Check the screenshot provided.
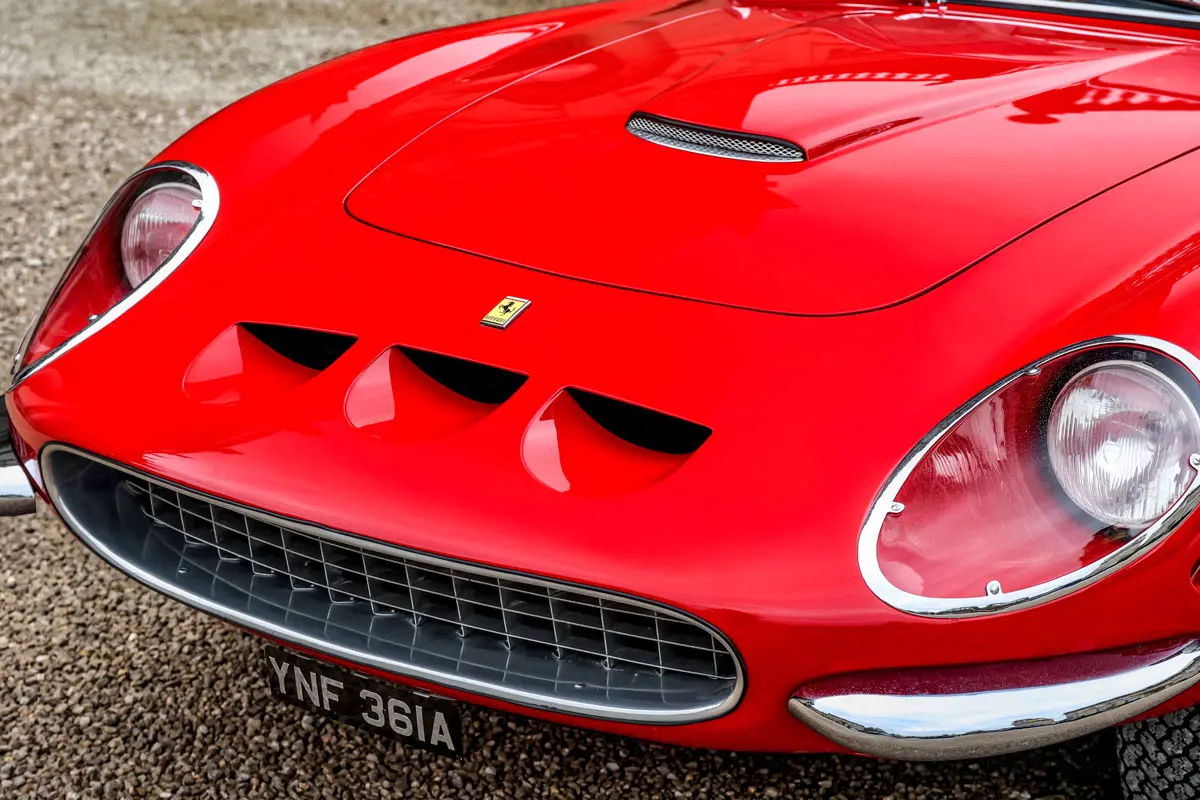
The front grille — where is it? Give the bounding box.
[44,446,742,722]
[627,113,806,163]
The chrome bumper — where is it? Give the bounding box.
[790,641,1200,761]
[0,394,35,516]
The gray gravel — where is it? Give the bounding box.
[0,1,1122,797]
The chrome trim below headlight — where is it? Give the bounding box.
[789,641,1200,761]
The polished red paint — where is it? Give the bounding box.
[345,347,514,440]
[182,324,327,405]
[347,5,1200,314]
[520,389,701,495]
[13,0,1200,754]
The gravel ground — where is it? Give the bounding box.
[0,1,1124,797]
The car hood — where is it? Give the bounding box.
[346,4,1200,315]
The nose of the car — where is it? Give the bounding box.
[7,218,909,623]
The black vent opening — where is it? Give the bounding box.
[567,389,711,456]
[241,323,357,372]
[627,113,806,163]
[400,347,527,405]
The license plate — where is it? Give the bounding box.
[262,645,464,757]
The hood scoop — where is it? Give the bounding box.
[626,113,806,163]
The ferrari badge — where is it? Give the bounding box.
[481,296,531,329]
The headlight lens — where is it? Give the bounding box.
[120,183,202,289]
[1048,362,1200,528]
[10,163,215,384]
[860,340,1200,617]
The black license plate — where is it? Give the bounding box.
[263,645,464,756]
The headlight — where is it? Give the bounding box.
[1048,362,1200,528]
[120,182,203,289]
[10,162,216,386]
[859,337,1200,617]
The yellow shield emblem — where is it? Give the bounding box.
[481,296,531,329]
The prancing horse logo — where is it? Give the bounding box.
[481,296,531,329]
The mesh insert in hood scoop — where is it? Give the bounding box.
[626,113,806,163]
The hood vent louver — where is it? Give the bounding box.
[399,347,527,405]
[566,388,711,456]
[627,113,805,163]
[240,323,357,372]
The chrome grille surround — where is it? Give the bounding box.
[627,113,806,163]
[43,445,743,723]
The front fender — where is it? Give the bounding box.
[150,0,702,219]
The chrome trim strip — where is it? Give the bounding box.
[0,395,34,516]
[959,0,1200,28]
[859,335,1200,618]
[40,443,745,725]
[9,162,219,389]
[789,641,1200,761]
[0,465,35,516]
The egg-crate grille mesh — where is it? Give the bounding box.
[627,114,805,162]
[119,476,739,709]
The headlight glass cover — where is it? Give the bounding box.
[120,182,203,289]
[11,163,216,385]
[859,338,1200,617]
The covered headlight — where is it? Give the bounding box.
[860,338,1200,617]
[10,163,216,385]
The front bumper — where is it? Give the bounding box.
[34,435,1200,759]
[790,640,1200,760]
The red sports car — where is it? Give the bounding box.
[8,0,1200,794]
